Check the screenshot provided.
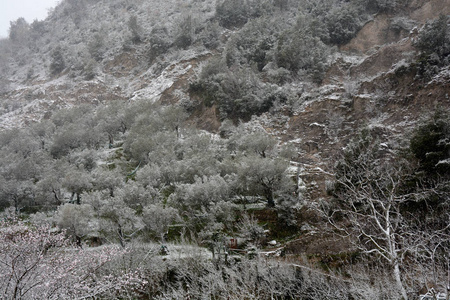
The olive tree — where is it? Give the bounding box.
[142,204,181,241]
[56,203,98,247]
[235,154,291,207]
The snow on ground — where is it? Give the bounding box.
[330,52,367,66]
[134,242,213,261]
[0,98,64,129]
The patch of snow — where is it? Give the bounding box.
[331,52,367,65]
[289,138,302,144]
[427,65,450,86]
[268,240,277,246]
[325,93,342,100]
[161,243,213,261]
[318,84,341,95]
[436,158,450,167]
[130,57,197,101]
[300,223,315,232]
[356,93,375,99]
[0,98,65,129]
[131,78,173,102]
[286,165,298,175]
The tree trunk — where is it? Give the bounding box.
[76,235,82,248]
[108,133,114,148]
[393,261,408,300]
[13,282,19,300]
[12,195,19,214]
[447,258,450,300]
[52,189,61,205]
[117,225,125,248]
[70,192,75,204]
[263,185,275,207]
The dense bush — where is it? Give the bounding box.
[374,0,398,12]
[190,67,280,120]
[65,0,88,27]
[49,45,66,75]
[128,15,142,44]
[215,0,250,28]
[215,0,274,29]
[297,0,384,45]
[147,27,172,64]
[173,14,196,50]
[87,33,105,61]
[410,110,450,176]
[414,15,450,79]
[415,15,450,54]
[276,29,329,83]
[221,12,330,82]
[352,0,398,13]
[198,21,221,50]
[225,18,277,71]
[325,5,362,45]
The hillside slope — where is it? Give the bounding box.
[1,0,449,247]
[0,0,449,298]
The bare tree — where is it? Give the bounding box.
[0,218,146,299]
[323,130,450,299]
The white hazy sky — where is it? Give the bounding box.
[0,0,60,38]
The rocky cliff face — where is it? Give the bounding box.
[246,0,450,206]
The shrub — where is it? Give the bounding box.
[267,67,292,84]
[414,15,450,79]
[410,110,450,176]
[374,0,398,12]
[198,21,221,50]
[174,15,195,49]
[276,29,329,83]
[148,27,172,64]
[225,18,276,71]
[325,4,362,45]
[274,0,289,10]
[49,46,65,75]
[88,33,105,61]
[83,59,97,80]
[190,67,277,120]
[199,57,228,80]
[128,15,142,44]
[65,0,87,26]
[353,0,397,13]
[415,15,449,55]
[215,0,249,28]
